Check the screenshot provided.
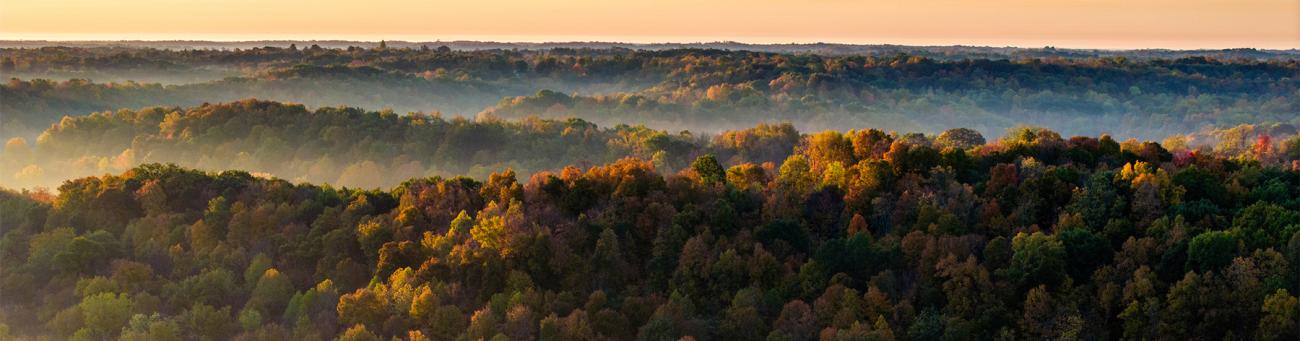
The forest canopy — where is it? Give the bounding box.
[3,120,1300,339]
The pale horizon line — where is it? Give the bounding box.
[1,32,1296,51]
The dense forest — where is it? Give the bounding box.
[4,120,1300,340]
[3,45,1298,140]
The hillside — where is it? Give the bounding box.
[3,126,1299,339]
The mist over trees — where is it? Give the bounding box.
[0,99,764,189]
[3,45,1297,140]
[7,98,1300,193]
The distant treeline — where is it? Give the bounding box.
[3,46,1297,139]
[1,99,793,190]
[5,41,1298,59]
[6,99,1300,193]
[3,117,1300,339]
[0,72,526,138]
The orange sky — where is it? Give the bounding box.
[1,0,1297,49]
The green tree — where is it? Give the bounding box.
[27,227,76,272]
[119,313,182,341]
[244,253,273,289]
[1232,202,1299,249]
[691,154,726,185]
[54,230,119,274]
[238,308,263,332]
[181,304,234,340]
[79,293,132,339]
[1058,228,1111,280]
[1007,232,1067,289]
[1187,230,1238,272]
[719,288,766,340]
[778,155,815,194]
[592,228,628,290]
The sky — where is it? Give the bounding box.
[1,0,1297,49]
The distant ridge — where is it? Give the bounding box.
[2,40,1297,60]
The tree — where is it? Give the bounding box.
[770,300,816,341]
[935,255,1001,336]
[1232,202,1299,249]
[1187,230,1238,272]
[181,304,234,340]
[883,140,940,175]
[466,307,501,341]
[801,131,855,173]
[756,219,809,255]
[244,253,273,289]
[1256,289,1299,341]
[337,288,388,331]
[80,292,132,339]
[27,227,76,272]
[503,304,535,340]
[249,268,295,317]
[719,289,766,340]
[725,163,767,191]
[428,304,467,339]
[1007,232,1066,289]
[1067,172,1125,230]
[1172,166,1228,206]
[119,313,182,341]
[691,154,725,185]
[1058,228,1111,280]
[539,314,562,340]
[238,308,263,332]
[935,128,985,150]
[907,309,944,341]
[847,213,869,236]
[778,155,815,194]
[54,230,119,274]
[592,228,628,289]
[1159,272,1205,339]
[1018,286,1081,339]
[1289,232,1300,286]
[337,324,381,341]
